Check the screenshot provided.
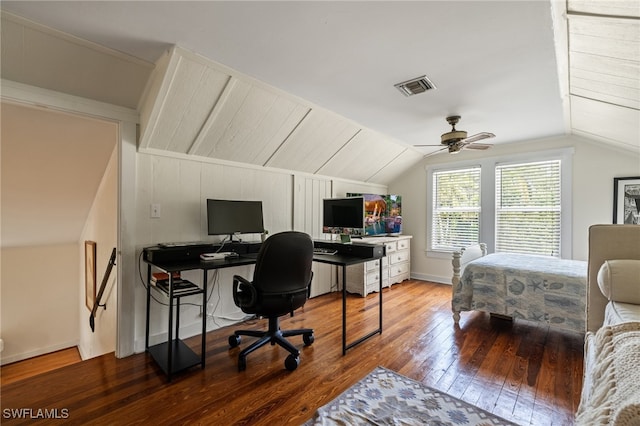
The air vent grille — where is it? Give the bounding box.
[394,75,436,96]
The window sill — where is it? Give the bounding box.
[424,250,453,260]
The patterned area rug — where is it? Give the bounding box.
[305,366,519,425]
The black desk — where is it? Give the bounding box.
[313,252,384,355]
[144,241,385,379]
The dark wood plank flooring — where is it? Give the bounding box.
[1,347,81,386]
[0,280,583,425]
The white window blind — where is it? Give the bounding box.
[432,167,480,251]
[495,160,561,256]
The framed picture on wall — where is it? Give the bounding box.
[614,176,640,224]
[85,241,97,311]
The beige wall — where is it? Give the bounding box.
[78,146,118,360]
[1,243,79,364]
[389,135,640,283]
[0,101,118,364]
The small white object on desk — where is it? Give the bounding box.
[200,252,238,261]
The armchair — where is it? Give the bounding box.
[228,231,315,371]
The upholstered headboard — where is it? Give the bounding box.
[587,224,640,332]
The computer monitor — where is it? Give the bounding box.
[322,197,365,238]
[207,199,264,240]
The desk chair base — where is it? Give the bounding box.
[229,316,314,371]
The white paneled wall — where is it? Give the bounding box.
[135,151,386,351]
[293,174,332,238]
[138,46,423,185]
[293,175,334,297]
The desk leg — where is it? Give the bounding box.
[176,295,181,339]
[167,278,174,382]
[379,260,383,332]
[202,270,207,369]
[342,265,347,356]
[145,264,151,350]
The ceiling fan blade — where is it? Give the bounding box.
[464,143,493,150]
[413,144,446,147]
[423,146,448,157]
[461,132,495,144]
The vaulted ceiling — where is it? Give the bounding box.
[1,1,638,186]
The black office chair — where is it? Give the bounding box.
[228,231,315,371]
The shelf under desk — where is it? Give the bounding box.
[144,256,259,381]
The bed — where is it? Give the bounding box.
[451,245,588,333]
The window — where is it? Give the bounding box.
[431,167,481,251]
[427,148,573,258]
[495,160,561,256]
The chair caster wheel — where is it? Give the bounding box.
[238,356,247,371]
[285,354,299,371]
[303,333,314,346]
[229,335,241,348]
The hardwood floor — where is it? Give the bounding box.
[1,280,583,425]
[1,347,81,386]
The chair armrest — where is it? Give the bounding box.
[233,275,257,309]
[233,275,252,287]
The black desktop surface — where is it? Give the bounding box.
[148,256,258,273]
[143,241,261,265]
[311,252,378,266]
[144,239,385,271]
[313,239,385,260]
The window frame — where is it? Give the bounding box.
[430,166,482,252]
[426,148,574,259]
[494,159,562,257]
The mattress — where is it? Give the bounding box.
[604,301,640,326]
[453,253,587,332]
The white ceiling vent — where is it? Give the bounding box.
[394,75,436,96]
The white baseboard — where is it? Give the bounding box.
[410,272,452,285]
[0,340,79,366]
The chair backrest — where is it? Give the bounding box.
[253,231,314,297]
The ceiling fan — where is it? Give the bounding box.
[415,116,495,155]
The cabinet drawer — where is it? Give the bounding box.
[365,271,380,285]
[389,262,409,278]
[389,250,410,264]
[397,239,410,251]
[366,277,389,294]
[384,242,397,254]
[365,259,381,272]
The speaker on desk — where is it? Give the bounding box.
[143,244,214,263]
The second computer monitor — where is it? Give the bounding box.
[322,196,365,237]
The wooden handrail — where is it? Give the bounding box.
[89,247,117,332]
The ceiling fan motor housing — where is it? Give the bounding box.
[441,130,467,144]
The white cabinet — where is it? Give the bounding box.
[345,235,412,297]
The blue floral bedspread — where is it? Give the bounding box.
[452,253,587,333]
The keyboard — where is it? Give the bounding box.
[313,248,338,255]
[159,241,206,248]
